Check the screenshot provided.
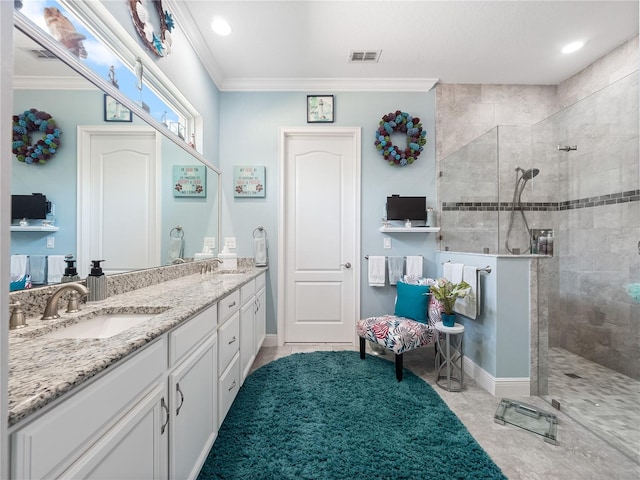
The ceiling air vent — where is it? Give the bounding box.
[25,48,57,60]
[349,50,381,63]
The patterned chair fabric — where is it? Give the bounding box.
[356,315,435,355]
[356,295,443,381]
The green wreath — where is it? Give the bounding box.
[12,108,61,165]
[375,110,426,166]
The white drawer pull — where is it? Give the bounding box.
[228,335,237,345]
[228,380,237,391]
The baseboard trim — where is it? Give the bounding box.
[262,334,278,348]
[463,357,530,397]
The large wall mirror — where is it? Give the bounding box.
[11,10,220,288]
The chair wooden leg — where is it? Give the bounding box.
[395,353,403,381]
[359,337,366,359]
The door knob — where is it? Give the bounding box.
[341,262,352,269]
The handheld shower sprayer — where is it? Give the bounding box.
[506,166,541,254]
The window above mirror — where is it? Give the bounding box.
[16,0,199,148]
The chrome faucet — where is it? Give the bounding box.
[42,283,89,320]
[200,258,224,274]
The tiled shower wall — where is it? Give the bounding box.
[436,35,639,380]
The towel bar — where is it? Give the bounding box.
[441,261,491,274]
[364,255,423,260]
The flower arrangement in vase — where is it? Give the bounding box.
[429,278,472,327]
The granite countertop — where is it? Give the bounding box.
[8,268,266,428]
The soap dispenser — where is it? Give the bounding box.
[61,254,80,283]
[86,260,107,302]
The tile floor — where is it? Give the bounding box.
[251,343,640,480]
[544,347,640,464]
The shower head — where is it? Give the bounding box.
[516,167,540,181]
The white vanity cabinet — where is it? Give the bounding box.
[217,290,241,425]
[240,272,267,383]
[10,338,169,480]
[254,273,267,353]
[10,303,219,480]
[167,304,218,480]
[240,278,257,383]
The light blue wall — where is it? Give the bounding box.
[219,91,437,335]
[435,251,531,378]
[12,89,106,257]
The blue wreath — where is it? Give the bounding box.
[374,110,426,166]
[12,109,61,165]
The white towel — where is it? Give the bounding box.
[455,265,480,319]
[10,255,28,282]
[405,256,423,278]
[388,257,404,285]
[254,237,268,266]
[29,255,47,285]
[167,236,183,264]
[368,256,386,287]
[47,255,66,284]
[443,262,464,284]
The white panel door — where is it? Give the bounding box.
[78,126,160,277]
[281,128,360,343]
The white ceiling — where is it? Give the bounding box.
[173,0,639,91]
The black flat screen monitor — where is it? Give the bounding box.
[12,194,48,220]
[386,196,426,221]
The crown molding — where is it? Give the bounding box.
[219,77,440,92]
[165,0,225,90]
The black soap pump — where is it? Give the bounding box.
[87,260,107,302]
[61,254,80,283]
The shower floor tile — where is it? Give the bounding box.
[544,347,640,463]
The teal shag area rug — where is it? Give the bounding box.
[198,351,506,479]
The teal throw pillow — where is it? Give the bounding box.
[394,281,430,323]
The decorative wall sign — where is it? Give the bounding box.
[234,166,265,197]
[104,94,132,122]
[173,165,206,197]
[307,95,334,123]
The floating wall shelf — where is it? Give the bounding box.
[379,226,440,233]
[10,226,59,232]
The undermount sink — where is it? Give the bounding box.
[42,313,160,339]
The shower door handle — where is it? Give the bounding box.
[341,262,351,269]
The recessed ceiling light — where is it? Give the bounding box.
[211,17,231,36]
[561,41,584,54]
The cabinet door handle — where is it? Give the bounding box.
[160,397,169,434]
[228,301,236,308]
[176,383,185,416]
[228,335,237,345]
[228,380,237,391]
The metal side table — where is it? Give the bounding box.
[435,321,465,392]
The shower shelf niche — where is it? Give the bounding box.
[379,226,440,233]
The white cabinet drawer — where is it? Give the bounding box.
[218,311,239,375]
[240,279,255,305]
[218,353,240,426]
[11,338,166,480]
[169,303,217,367]
[255,272,266,291]
[218,290,240,323]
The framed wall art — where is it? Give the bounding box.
[234,166,265,197]
[173,165,206,197]
[307,95,334,123]
[104,94,132,122]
